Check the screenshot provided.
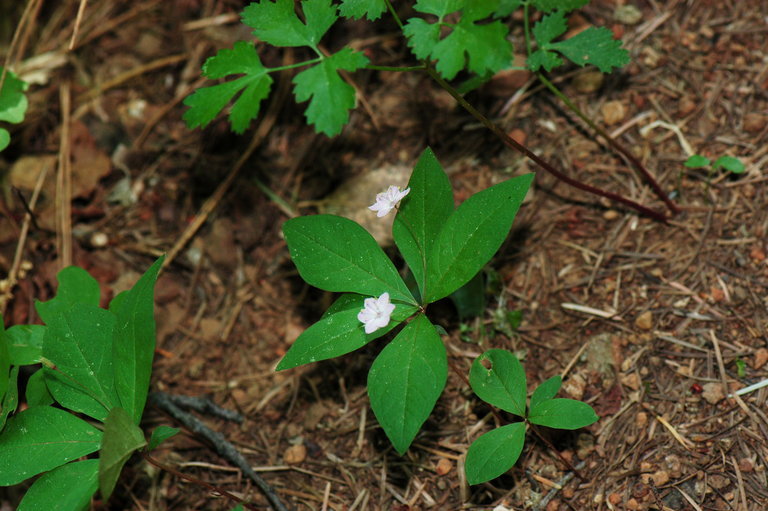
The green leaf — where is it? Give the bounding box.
[527,49,562,72]
[528,398,598,429]
[183,42,274,133]
[277,295,417,370]
[292,48,369,136]
[110,256,163,425]
[283,215,414,304]
[495,0,522,17]
[339,0,387,20]
[393,147,454,298]
[0,406,102,485]
[432,17,512,80]
[403,18,441,60]
[0,128,9,152]
[449,272,486,319]
[0,366,19,431]
[25,368,54,407]
[529,375,561,411]
[242,0,337,49]
[532,0,588,13]
[533,10,567,46]
[465,422,526,484]
[43,302,119,422]
[36,266,101,325]
[550,27,629,73]
[412,0,463,17]
[5,324,46,365]
[17,459,99,511]
[0,67,29,124]
[684,154,711,168]
[713,155,745,174]
[426,173,533,303]
[99,407,147,501]
[469,349,527,416]
[147,425,180,451]
[368,315,447,454]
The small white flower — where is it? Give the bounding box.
[357,292,396,334]
[368,185,410,217]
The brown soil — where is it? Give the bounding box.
[2,1,767,510]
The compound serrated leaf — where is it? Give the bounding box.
[292,48,369,136]
[404,18,441,60]
[433,18,511,79]
[495,0,522,17]
[413,0,463,17]
[550,26,629,73]
[533,10,567,46]
[339,0,386,20]
[527,49,562,72]
[242,0,337,49]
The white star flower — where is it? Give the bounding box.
[357,292,396,334]
[368,185,410,217]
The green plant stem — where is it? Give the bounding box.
[536,73,680,215]
[424,66,669,223]
[383,0,404,30]
[268,58,322,73]
[366,64,425,72]
[527,423,585,480]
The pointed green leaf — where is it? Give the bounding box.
[426,173,533,303]
[713,155,744,174]
[531,0,588,13]
[283,215,414,304]
[43,303,118,422]
[465,422,526,484]
[99,407,147,501]
[25,368,54,407]
[292,48,369,136]
[550,27,629,73]
[529,398,598,430]
[110,256,163,425]
[339,0,387,20]
[393,147,454,297]
[242,0,337,49]
[684,154,710,168]
[533,10,567,46]
[368,315,447,454]
[278,295,417,370]
[17,459,99,511]
[147,425,180,451]
[36,266,101,325]
[529,375,561,411]
[5,324,46,365]
[0,366,19,431]
[449,271,485,319]
[469,349,527,416]
[0,406,102,485]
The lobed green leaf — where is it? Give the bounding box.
[403,18,441,60]
[292,48,369,136]
[17,459,99,511]
[0,406,102,486]
[550,26,629,73]
[99,407,147,501]
[495,0,522,17]
[425,173,533,303]
[368,315,447,454]
[109,256,163,425]
[465,422,526,484]
[339,0,387,20]
[242,0,337,49]
[469,349,527,416]
[528,398,598,430]
[283,215,414,304]
[532,0,588,13]
[412,0,463,17]
[433,17,511,80]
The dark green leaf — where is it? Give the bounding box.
[283,215,414,304]
[43,303,119,422]
[449,272,485,319]
[713,155,745,174]
[393,147,454,297]
[529,375,561,411]
[528,398,598,429]
[426,173,533,303]
[36,266,101,325]
[339,0,387,20]
[368,315,447,454]
[0,67,28,124]
[0,129,9,152]
[495,0,522,17]
[25,368,54,407]
[412,0,463,17]
[684,154,710,168]
[147,425,180,451]
[432,18,511,79]
[17,459,99,511]
[99,407,147,501]
[531,0,588,13]
[0,366,19,431]
[403,18,441,60]
[469,349,527,416]
[242,0,337,49]
[5,324,46,365]
[110,256,163,425]
[527,49,562,72]
[533,10,567,46]
[465,422,526,484]
[292,48,369,136]
[0,406,102,486]
[550,27,629,73]
[277,299,417,370]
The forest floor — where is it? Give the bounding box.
[1,0,768,510]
